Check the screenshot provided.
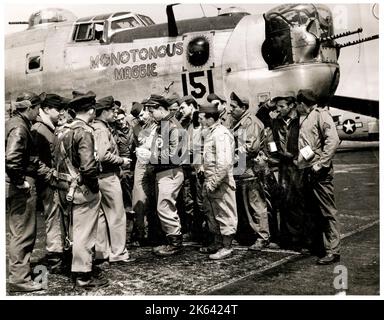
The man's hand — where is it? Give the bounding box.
[122,157,132,167]
[312,163,322,173]
[16,180,30,192]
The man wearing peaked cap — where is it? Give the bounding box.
[51,89,107,289]
[16,91,42,108]
[146,91,186,257]
[68,92,96,113]
[31,93,68,273]
[199,102,219,114]
[144,94,168,108]
[6,91,42,292]
[198,99,237,260]
[13,99,32,111]
[92,93,132,265]
[96,96,115,110]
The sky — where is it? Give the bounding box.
[2,1,380,100]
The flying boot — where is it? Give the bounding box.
[199,234,223,254]
[209,234,234,260]
[154,234,183,257]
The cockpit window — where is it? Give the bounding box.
[111,16,141,30]
[262,4,334,69]
[138,15,155,26]
[73,23,93,41]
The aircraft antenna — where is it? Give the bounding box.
[200,4,206,17]
[358,33,361,63]
[207,4,221,16]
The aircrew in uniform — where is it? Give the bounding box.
[207,93,233,128]
[52,92,108,289]
[296,89,341,265]
[146,94,185,256]
[6,92,42,292]
[130,101,162,245]
[229,92,270,251]
[198,103,238,260]
[31,93,68,273]
[92,96,132,264]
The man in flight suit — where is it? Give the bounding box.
[31,93,68,273]
[296,89,341,264]
[199,103,238,260]
[53,92,108,289]
[146,94,185,256]
[6,92,42,292]
[93,96,132,264]
[229,92,270,250]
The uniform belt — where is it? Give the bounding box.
[98,171,117,179]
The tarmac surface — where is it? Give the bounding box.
[6,143,379,296]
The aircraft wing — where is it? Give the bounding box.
[329,95,379,118]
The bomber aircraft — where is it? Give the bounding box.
[5,3,379,142]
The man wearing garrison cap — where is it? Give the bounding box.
[145,93,186,256]
[52,90,109,289]
[207,92,233,128]
[229,91,272,251]
[198,103,238,260]
[92,96,132,264]
[31,93,70,274]
[6,91,42,292]
[296,89,341,265]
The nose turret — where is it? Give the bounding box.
[262,4,338,70]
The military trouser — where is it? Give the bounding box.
[235,177,270,243]
[7,176,37,285]
[132,162,161,243]
[304,165,341,255]
[71,192,100,273]
[95,173,129,262]
[41,186,65,254]
[179,168,206,241]
[279,164,310,249]
[155,168,184,236]
[203,180,237,237]
[120,172,133,212]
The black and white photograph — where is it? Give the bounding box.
[3,1,380,298]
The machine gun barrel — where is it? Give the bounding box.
[8,21,29,24]
[337,34,379,49]
[321,28,362,42]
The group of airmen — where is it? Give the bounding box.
[5,86,341,292]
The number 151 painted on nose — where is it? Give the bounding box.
[182,70,214,99]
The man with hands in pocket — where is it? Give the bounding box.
[6,92,42,292]
[198,103,238,260]
[296,89,341,265]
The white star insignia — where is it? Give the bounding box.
[343,119,356,133]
